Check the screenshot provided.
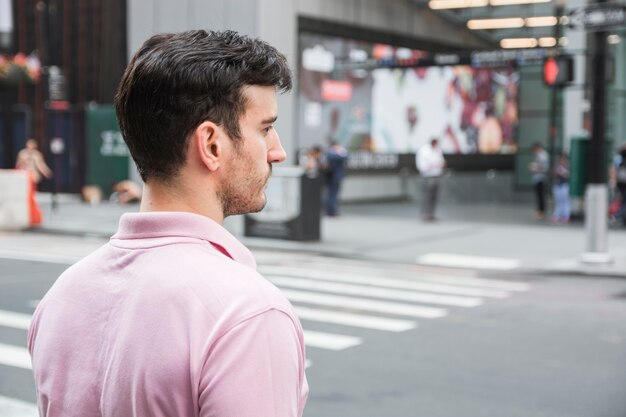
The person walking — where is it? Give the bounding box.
[15,138,53,187]
[611,146,626,225]
[324,140,348,216]
[529,142,549,220]
[416,138,446,221]
[15,138,53,225]
[28,30,308,417]
[551,152,570,224]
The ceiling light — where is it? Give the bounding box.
[500,37,538,49]
[538,37,557,47]
[429,0,488,10]
[468,17,525,29]
[490,0,550,5]
[608,34,621,44]
[558,37,569,47]
[525,16,559,27]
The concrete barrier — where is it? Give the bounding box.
[0,170,30,230]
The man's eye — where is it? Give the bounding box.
[263,126,273,135]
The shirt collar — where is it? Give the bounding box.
[111,211,256,269]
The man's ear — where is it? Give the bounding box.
[194,121,223,172]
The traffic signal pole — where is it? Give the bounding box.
[582,0,612,263]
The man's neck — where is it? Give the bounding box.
[139,180,224,224]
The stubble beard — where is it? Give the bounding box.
[219,163,272,218]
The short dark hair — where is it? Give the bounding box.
[114,30,292,182]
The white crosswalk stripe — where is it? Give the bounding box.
[270,276,482,307]
[260,265,511,298]
[0,395,38,417]
[293,306,416,332]
[416,253,521,271]
[281,289,448,319]
[0,343,31,370]
[303,330,362,351]
[0,249,78,265]
[0,310,32,330]
[295,258,530,291]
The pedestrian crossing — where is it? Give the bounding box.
[0,254,531,414]
[258,255,531,354]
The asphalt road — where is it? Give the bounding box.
[0,235,625,417]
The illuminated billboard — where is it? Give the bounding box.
[298,31,520,158]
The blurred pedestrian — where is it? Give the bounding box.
[416,138,445,221]
[551,153,570,224]
[303,145,325,178]
[529,142,549,220]
[610,146,626,225]
[324,140,348,216]
[110,180,142,204]
[28,30,307,417]
[15,138,53,188]
[15,138,53,225]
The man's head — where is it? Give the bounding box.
[26,139,37,150]
[532,143,543,154]
[114,30,292,184]
[430,138,438,148]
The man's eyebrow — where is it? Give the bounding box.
[261,116,278,125]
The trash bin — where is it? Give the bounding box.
[244,166,322,241]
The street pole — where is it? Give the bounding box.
[582,0,612,263]
[548,3,565,194]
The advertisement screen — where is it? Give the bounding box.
[298,32,520,158]
[371,66,519,154]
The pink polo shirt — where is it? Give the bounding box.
[28,211,308,417]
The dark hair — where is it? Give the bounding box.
[114,30,292,182]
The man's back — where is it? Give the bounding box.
[29,212,308,417]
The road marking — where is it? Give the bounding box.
[303,330,362,351]
[282,289,447,319]
[0,343,32,370]
[271,276,482,307]
[305,359,313,368]
[294,306,416,332]
[0,395,38,417]
[0,249,78,265]
[417,253,522,271]
[260,265,510,298]
[417,275,530,292]
[0,310,31,330]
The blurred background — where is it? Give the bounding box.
[1,1,626,416]
[2,0,624,200]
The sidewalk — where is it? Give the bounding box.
[28,193,626,278]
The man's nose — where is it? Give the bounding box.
[268,133,287,164]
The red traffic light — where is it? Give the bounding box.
[543,56,574,87]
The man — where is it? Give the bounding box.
[529,142,549,220]
[324,140,348,216]
[416,138,446,221]
[28,30,308,417]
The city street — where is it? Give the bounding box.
[0,232,625,417]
